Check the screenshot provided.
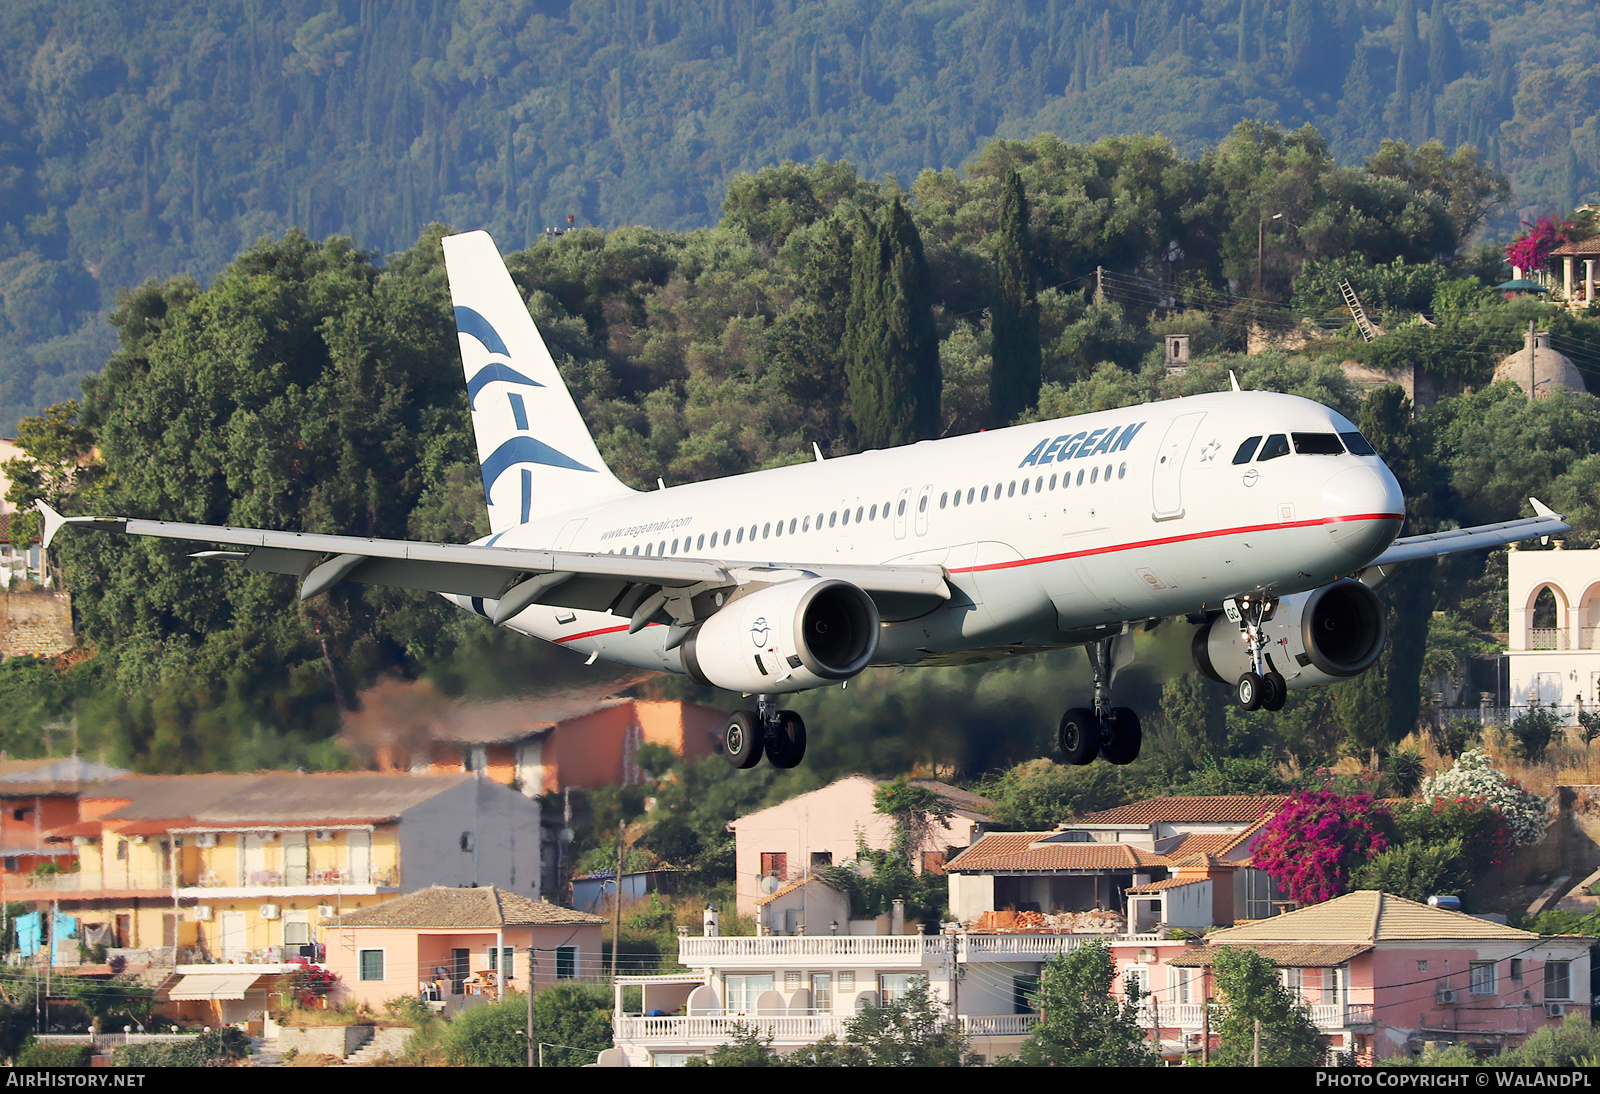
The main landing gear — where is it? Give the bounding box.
[1058,635,1143,766]
[1227,595,1286,713]
[723,696,807,770]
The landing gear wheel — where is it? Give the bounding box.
[1236,672,1264,712]
[1100,707,1143,765]
[1059,708,1101,766]
[724,710,764,769]
[766,710,808,769]
[1261,671,1287,712]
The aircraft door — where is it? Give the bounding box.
[893,487,912,540]
[1151,412,1206,522]
[914,485,934,536]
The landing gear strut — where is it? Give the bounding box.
[723,696,807,770]
[1228,595,1286,712]
[1057,635,1143,766]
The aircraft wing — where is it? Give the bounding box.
[36,503,950,623]
[1356,499,1571,586]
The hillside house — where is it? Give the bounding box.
[946,795,1287,931]
[30,772,540,975]
[728,776,995,918]
[325,885,604,1010]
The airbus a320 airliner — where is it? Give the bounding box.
[40,231,1569,770]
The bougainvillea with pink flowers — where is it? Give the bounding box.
[1252,790,1393,906]
[1505,217,1572,274]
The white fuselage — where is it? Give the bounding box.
[448,391,1405,681]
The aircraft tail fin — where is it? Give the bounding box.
[441,231,634,533]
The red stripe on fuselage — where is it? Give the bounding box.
[548,513,1405,643]
[947,512,1405,574]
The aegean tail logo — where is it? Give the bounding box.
[750,617,771,646]
[454,306,596,480]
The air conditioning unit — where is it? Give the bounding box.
[132,836,147,845]
[1437,989,1458,1005]
[194,906,213,922]
[314,830,334,842]
[1545,1003,1566,1018]
[259,904,281,920]
[196,833,217,849]
[315,906,335,919]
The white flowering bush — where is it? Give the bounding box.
[1418,749,1550,847]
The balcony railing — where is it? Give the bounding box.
[615,1014,1038,1044]
[187,868,392,888]
[1531,628,1568,650]
[1142,1002,1374,1030]
[677,932,1164,966]
[22,872,170,892]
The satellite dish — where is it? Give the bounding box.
[760,875,780,895]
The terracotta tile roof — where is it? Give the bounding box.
[755,875,843,907]
[947,833,1166,872]
[1125,877,1210,894]
[1551,237,1600,255]
[1206,891,1539,944]
[329,886,605,928]
[1079,796,1287,826]
[429,697,632,745]
[81,772,477,828]
[1166,943,1373,968]
[0,757,129,797]
[904,780,997,823]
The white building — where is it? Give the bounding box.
[1505,543,1600,720]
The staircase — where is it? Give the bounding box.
[343,1027,412,1066]
[1339,279,1377,342]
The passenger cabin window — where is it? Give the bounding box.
[1292,432,1345,455]
[1257,434,1291,461]
[1340,431,1377,455]
[1233,437,1262,464]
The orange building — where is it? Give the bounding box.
[0,757,126,892]
[371,696,725,795]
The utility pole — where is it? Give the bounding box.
[526,944,536,1067]
[1529,320,1537,402]
[1201,975,1210,1065]
[609,820,624,982]
[1253,1017,1261,1066]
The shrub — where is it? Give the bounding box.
[1392,796,1511,875]
[17,1041,92,1067]
[1418,749,1549,847]
[111,1029,249,1067]
[1509,704,1564,763]
[1252,790,1392,905]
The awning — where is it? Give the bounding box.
[166,972,263,1000]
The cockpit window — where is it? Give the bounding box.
[1292,432,1345,455]
[1233,437,1262,465]
[1257,434,1291,461]
[1340,431,1376,456]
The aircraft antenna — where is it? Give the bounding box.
[1229,370,1242,392]
[812,443,825,462]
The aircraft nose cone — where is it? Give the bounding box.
[1322,464,1405,560]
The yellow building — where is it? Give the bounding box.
[31,771,542,972]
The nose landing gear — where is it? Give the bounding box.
[1227,595,1287,712]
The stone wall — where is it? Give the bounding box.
[0,590,73,658]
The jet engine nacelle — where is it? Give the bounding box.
[1192,578,1388,691]
[681,577,880,694]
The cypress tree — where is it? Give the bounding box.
[843,198,941,448]
[990,170,1042,426]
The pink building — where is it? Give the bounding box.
[1112,891,1592,1062]
[325,885,605,1011]
[728,776,994,919]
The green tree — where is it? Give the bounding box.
[2,400,102,547]
[1509,703,1564,763]
[1211,947,1327,1066]
[843,197,941,447]
[688,1022,781,1067]
[1011,942,1158,1066]
[806,978,972,1067]
[1349,838,1471,903]
[989,170,1041,426]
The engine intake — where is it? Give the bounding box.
[1193,578,1387,691]
[681,577,880,694]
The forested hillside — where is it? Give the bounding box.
[3,0,1600,429]
[3,119,1600,782]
